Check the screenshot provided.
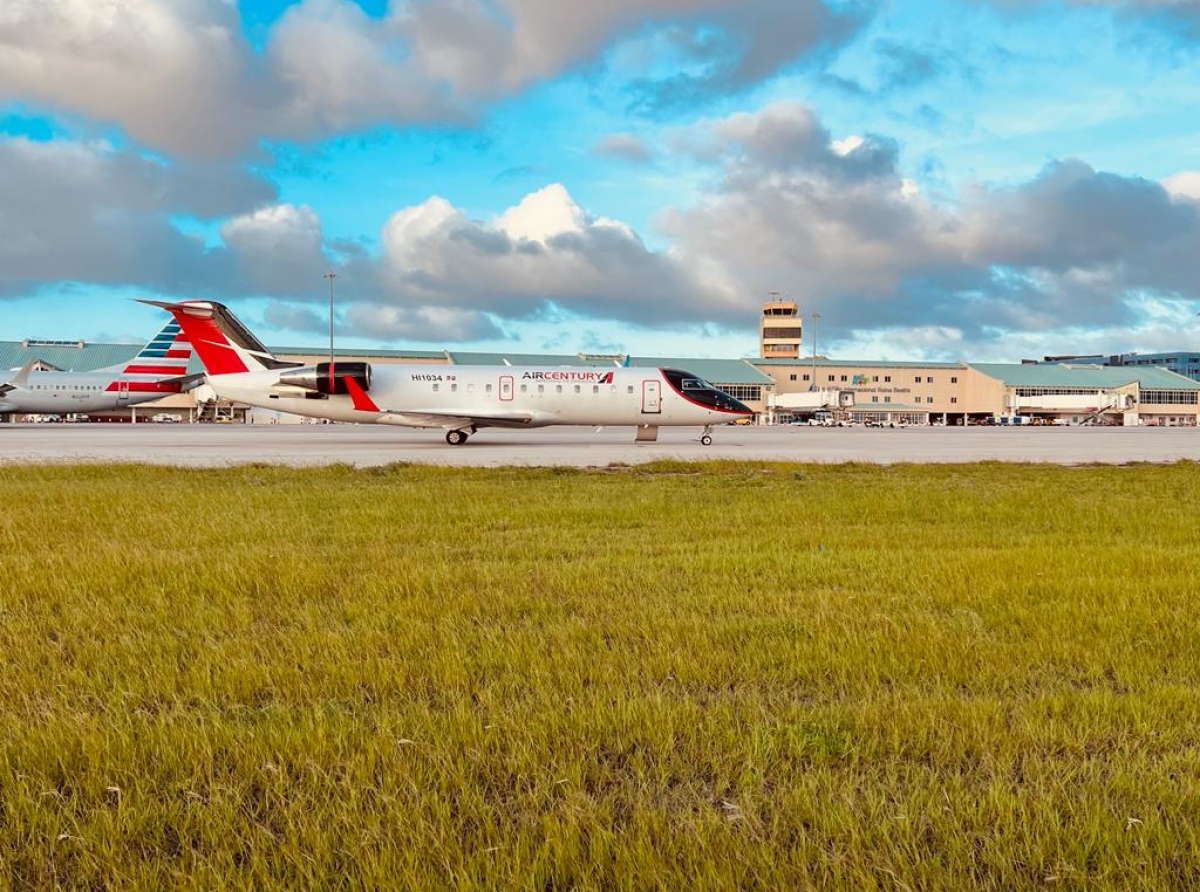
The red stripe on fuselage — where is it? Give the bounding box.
[121,364,187,375]
[105,381,184,393]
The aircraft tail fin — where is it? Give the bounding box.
[138,300,299,375]
[112,317,194,377]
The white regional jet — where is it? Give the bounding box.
[144,299,752,445]
[0,319,198,417]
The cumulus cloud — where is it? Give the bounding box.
[220,203,330,295]
[0,0,867,159]
[374,183,738,326]
[344,303,504,342]
[1163,171,1200,200]
[0,0,268,159]
[401,0,867,107]
[658,101,1200,349]
[0,136,274,295]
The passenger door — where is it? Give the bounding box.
[641,379,661,414]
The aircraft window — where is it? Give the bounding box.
[627,386,634,394]
[682,379,705,390]
[432,383,439,392]
[486,384,493,393]
[451,383,458,392]
[609,385,616,393]
[520,384,528,393]
[574,385,580,393]
[538,384,544,393]
[467,384,475,393]
[592,385,599,393]
[556,385,562,393]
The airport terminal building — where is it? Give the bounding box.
[4,315,1199,426]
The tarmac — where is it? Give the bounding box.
[1,422,1198,467]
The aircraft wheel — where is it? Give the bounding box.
[700,434,713,446]
[446,429,469,446]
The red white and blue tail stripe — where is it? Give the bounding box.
[99,319,196,394]
[120,319,193,376]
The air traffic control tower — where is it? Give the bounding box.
[759,297,803,359]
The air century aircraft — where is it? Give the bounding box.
[0,320,198,417]
[144,299,752,445]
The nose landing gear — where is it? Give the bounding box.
[700,425,713,446]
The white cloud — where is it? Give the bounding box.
[496,184,587,244]
[0,0,864,158]
[659,103,1200,350]
[1163,171,1200,200]
[375,183,737,326]
[831,135,864,155]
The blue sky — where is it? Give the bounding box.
[1,0,1198,362]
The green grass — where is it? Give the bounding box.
[2,461,1200,890]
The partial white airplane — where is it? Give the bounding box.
[144,299,752,445]
[0,319,198,416]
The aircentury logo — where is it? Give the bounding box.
[522,371,614,383]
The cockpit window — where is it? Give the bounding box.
[659,368,751,415]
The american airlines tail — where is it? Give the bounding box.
[96,318,194,376]
[136,300,298,374]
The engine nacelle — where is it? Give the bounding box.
[278,361,372,395]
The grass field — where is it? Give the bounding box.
[2,461,1200,890]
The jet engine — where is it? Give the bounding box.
[278,361,372,395]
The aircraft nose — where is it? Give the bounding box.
[724,394,753,415]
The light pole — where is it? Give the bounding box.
[809,311,821,391]
[324,271,337,369]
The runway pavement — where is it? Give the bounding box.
[1,422,1198,467]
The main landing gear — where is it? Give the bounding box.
[445,427,473,446]
[700,425,714,447]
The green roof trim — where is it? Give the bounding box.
[752,358,969,369]
[628,357,773,385]
[970,363,1200,390]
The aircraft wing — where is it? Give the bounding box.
[381,409,538,430]
[339,376,538,429]
[0,359,37,396]
[158,372,207,392]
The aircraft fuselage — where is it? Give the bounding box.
[0,370,184,415]
[208,364,749,429]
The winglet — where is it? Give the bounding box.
[343,375,380,412]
